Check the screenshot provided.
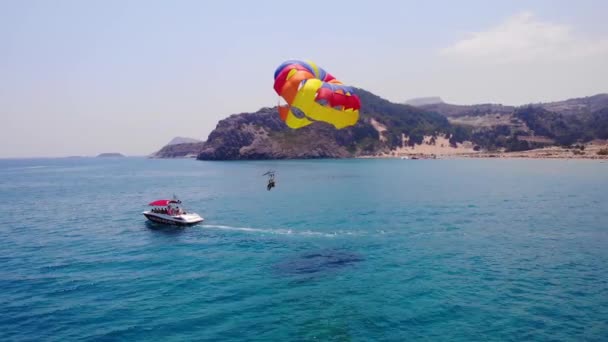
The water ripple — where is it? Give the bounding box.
[1,158,607,341]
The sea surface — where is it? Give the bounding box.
[1,157,607,341]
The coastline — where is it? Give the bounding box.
[357,141,608,161]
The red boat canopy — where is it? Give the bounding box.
[148,199,180,206]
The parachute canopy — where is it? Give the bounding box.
[273,60,360,129]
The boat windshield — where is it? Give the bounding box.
[150,206,186,215]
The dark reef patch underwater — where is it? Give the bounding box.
[273,249,364,279]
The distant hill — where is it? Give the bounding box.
[97,153,125,158]
[533,94,608,116]
[196,89,454,160]
[513,105,608,146]
[404,97,443,106]
[149,137,205,158]
[413,93,608,150]
[151,142,205,158]
[419,102,516,118]
[166,137,202,145]
[150,90,608,160]
[418,94,608,118]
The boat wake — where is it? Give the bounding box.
[200,224,357,237]
[3,165,49,172]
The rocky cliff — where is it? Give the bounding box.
[197,108,358,160]
[196,90,454,160]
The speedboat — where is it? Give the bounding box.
[143,198,204,226]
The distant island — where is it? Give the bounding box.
[150,137,205,158]
[97,153,125,158]
[150,89,608,160]
[165,137,202,146]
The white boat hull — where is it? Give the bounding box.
[143,211,204,226]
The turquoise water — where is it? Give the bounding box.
[1,157,607,341]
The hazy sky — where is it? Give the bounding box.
[1,0,607,157]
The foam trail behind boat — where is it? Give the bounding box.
[200,224,339,237]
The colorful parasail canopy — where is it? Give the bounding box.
[273,60,360,129]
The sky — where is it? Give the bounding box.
[1,0,607,158]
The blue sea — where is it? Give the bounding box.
[1,157,607,341]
